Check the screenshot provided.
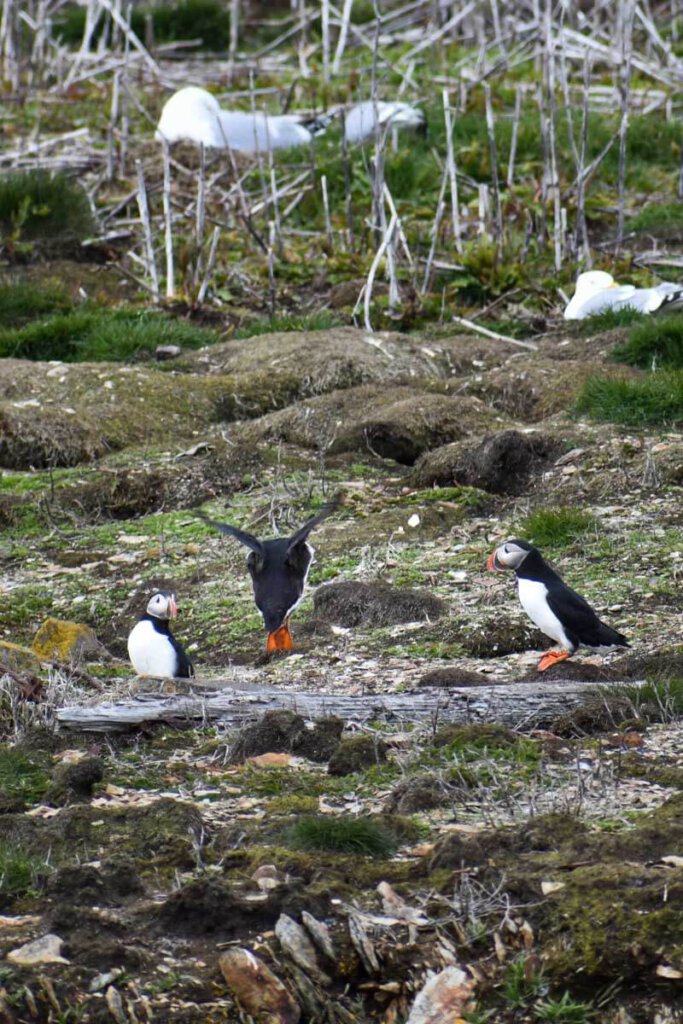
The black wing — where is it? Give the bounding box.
[546,581,626,648]
[286,494,341,556]
[168,634,194,678]
[196,512,264,556]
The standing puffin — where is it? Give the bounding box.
[127,591,194,679]
[197,496,340,654]
[487,539,629,671]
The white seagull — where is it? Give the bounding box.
[342,100,426,144]
[156,86,327,153]
[564,270,683,320]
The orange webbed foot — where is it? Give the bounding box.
[537,650,570,672]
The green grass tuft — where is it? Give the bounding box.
[0,842,46,897]
[235,310,343,339]
[520,507,598,548]
[612,315,683,370]
[577,307,646,334]
[534,991,594,1024]
[285,815,398,857]
[0,170,94,242]
[0,308,218,362]
[576,371,683,426]
[0,747,50,804]
[0,281,72,327]
[628,202,683,233]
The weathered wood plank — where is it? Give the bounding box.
[56,678,638,732]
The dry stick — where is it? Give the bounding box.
[161,139,175,300]
[576,50,592,263]
[321,174,334,250]
[331,0,354,73]
[95,0,159,73]
[135,159,159,301]
[321,0,330,81]
[298,0,310,77]
[506,84,523,188]
[544,0,562,271]
[617,0,635,250]
[267,220,277,318]
[341,106,354,249]
[364,212,398,333]
[422,160,449,294]
[442,88,463,254]
[194,143,206,289]
[107,69,120,182]
[383,182,415,271]
[197,226,221,305]
[536,81,549,249]
[229,0,239,66]
[483,82,504,250]
[451,315,538,350]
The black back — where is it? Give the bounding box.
[144,614,194,678]
[515,544,629,650]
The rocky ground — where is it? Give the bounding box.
[0,277,682,1024]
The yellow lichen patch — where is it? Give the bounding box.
[0,640,42,675]
[32,618,103,662]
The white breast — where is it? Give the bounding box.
[127,620,178,678]
[517,578,571,649]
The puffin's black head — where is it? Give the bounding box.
[486,539,535,573]
[146,591,177,620]
[197,496,340,654]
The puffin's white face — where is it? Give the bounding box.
[487,540,532,572]
[146,592,177,619]
[574,271,615,298]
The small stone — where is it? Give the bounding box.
[541,880,566,895]
[219,947,300,1024]
[7,933,69,966]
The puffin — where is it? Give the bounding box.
[487,539,629,671]
[127,591,194,679]
[197,496,339,654]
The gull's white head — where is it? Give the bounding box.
[574,271,615,297]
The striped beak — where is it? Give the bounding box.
[168,594,178,619]
[266,620,293,654]
[487,550,502,572]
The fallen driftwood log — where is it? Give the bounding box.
[56,678,641,733]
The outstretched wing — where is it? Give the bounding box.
[286,494,341,555]
[195,511,264,556]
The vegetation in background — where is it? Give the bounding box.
[521,508,598,548]
[0,282,72,327]
[0,170,94,242]
[577,308,645,334]
[235,310,344,339]
[576,371,683,426]
[0,308,218,362]
[612,316,683,370]
[55,0,232,51]
[0,842,45,897]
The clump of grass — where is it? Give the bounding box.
[534,991,594,1024]
[0,281,72,327]
[0,170,94,242]
[612,315,683,370]
[236,310,343,339]
[521,507,597,548]
[0,308,218,362]
[285,815,398,858]
[0,747,50,804]
[576,371,683,426]
[0,842,46,897]
[577,307,645,335]
[628,202,683,233]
